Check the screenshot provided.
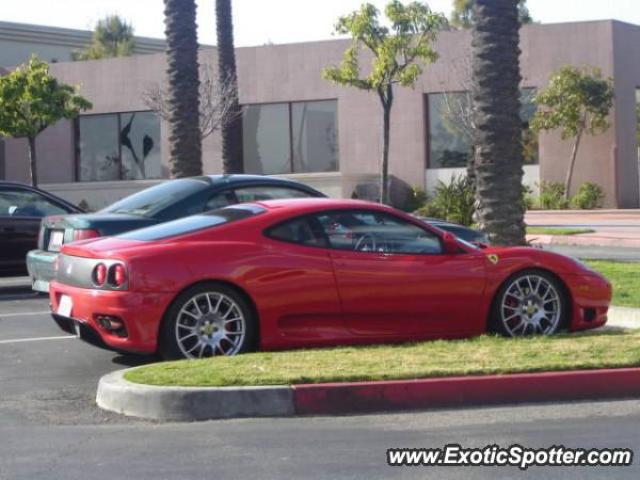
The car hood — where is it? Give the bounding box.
[43,213,159,236]
[478,245,596,276]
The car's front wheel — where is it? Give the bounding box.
[159,283,257,360]
[491,270,567,337]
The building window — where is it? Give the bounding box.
[77,111,161,181]
[243,100,338,175]
[427,89,538,169]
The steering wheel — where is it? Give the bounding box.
[354,233,377,252]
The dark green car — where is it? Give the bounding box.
[26,175,325,292]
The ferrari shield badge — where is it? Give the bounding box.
[487,254,499,265]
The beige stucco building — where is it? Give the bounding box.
[2,20,640,209]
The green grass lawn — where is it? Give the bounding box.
[125,330,640,387]
[527,227,595,236]
[585,260,640,308]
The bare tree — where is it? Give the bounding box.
[144,64,242,141]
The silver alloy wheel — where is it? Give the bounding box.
[175,292,246,358]
[500,274,562,336]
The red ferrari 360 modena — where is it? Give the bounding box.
[49,198,611,359]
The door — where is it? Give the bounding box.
[0,187,69,272]
[315,210,486,337]
[261,215,345,341]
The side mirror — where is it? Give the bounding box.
[442,232,460,254]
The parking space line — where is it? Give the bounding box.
[0,311,50,319]
[0,335,74,345]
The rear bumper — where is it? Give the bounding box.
[563,273,612,331]
[49,281,173,354]
[26,249,58,293]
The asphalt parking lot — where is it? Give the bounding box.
[1,292,639,479]
[0,293,155,427]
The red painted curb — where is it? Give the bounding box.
[292,368,640,415]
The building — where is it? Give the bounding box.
[0,20,166,66]
[1,20,640,209]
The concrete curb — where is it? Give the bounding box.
[608,306,640,329]
[293,368,640,415]
[96,370,294,421]
[527,234,640,249]
[98,367,640,421]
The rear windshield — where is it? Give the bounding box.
[101,179,209,217]
[118,205,265,241]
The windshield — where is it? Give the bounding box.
[101,179,209,217]
[117,204,266,241]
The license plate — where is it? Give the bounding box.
[57,295,73,318]
[49,230,64,252]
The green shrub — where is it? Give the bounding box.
[522,184,536,211]
[570,182,605,209]
[538,181,569,210]
[401,186,428,212]
[414,174,476,226]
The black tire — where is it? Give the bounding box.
[489,269,568,337]
[158,282,258,360]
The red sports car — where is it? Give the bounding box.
[49,198,611,359]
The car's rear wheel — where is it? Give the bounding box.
[159,283,257,360]
[491,270,566,337]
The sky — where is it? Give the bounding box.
[2,0,640,47]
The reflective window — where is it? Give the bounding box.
[292,100,338,173]
[266,217,329,248]
[78,111,162,181]
[78,114,120,181]
[520,88,539,165]
[243,104,290,175]
[102,178,209,218]
[315,211,443,255]
[234,186,315,203]
[120,112,162,180]
[0,188,68,218]
[118,205,265,241]
[204,191,235,211]
[427,90,538,168]
[428,92,473,169]
[243,100,338,174]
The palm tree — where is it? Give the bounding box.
[163,0,202,177]
[73,15,135,60]
[471,0,526,245]
[216,0,243,173]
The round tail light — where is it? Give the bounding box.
[93,263,107,286]
[110,264,127,288]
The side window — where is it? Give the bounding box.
[204,191,235,211]
[316,210,443,255]
[0,189,67,218]
[234,186,314,203]
[266,217,329,248]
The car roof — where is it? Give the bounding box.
[0,180,38,189]
[188,175,324,193]
[0,181,82,212]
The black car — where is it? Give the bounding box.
[0,182,81,276]
[27,175,325,291]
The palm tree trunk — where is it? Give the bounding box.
[163,0,202,178]
[379,85,393,205]
[216,0,243,174]
[28,136,38,187]
[471,0,526,245]
[564,123,585,200]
